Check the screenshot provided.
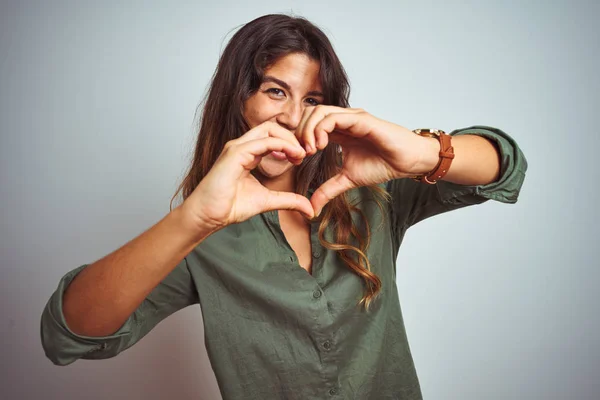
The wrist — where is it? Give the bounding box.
[412,136,441,175]
[171,203,219,245]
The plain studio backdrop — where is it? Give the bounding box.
[1,1,598,399]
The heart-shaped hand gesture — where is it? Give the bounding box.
[181,109,435,235]
[297,106,435,216]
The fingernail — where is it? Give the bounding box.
[315,208,321,217]
[305,144,312,154]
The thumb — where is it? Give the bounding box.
[311,173,355,217]
[262,190,315,219]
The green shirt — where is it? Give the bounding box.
[41,126,527,399]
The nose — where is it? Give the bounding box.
[276,100,303,133]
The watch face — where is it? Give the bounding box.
[413,128,444,138]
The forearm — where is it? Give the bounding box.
[62,205,211,337]
[420,134,501,186]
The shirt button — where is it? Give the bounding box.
[313,289,322,299]
[313,251,321,258]
[322,340,332,350]
[329,387,338,395]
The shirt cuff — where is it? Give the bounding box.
[40,264,133,366]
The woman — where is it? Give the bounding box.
[41,14,527,399]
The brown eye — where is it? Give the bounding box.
[265,88,285,97]
[305,98,320,106]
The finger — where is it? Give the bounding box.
[299,105,335,155]
[263,190,315,219]
[297,106,318,154]
[327,130,362,147]
[314,112,371,141]
[310,173,356,217]
[313,120,330,152]
[236,121,303,149]
[229,137,306,171]
[302,106,364,155]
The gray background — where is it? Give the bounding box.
[1,0,598,399]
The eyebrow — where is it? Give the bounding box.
[262,76,324,98]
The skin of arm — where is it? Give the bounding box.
[62,205,214,337]
[417,134,501,186]
[61,121,311,338]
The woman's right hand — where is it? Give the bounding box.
[181,121,313,233]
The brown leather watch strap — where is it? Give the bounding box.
[420,132,455,184]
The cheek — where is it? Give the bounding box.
[246,108,262,126]
[245,98,279,127]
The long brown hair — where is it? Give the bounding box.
[171,14,390,310]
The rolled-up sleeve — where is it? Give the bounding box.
[40,259,198,366]
[386,125,528,229]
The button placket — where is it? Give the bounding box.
[309,220,324,280]
[308,217,339,397]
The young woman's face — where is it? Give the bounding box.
[243,52,323,185]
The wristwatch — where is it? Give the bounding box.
[411,128,455,184]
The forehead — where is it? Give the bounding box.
[263,53,322,90]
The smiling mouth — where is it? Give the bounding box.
[269,151,288,161]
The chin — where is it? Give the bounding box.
[256,157,294,178]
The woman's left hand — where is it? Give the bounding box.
[296,105,436,216]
